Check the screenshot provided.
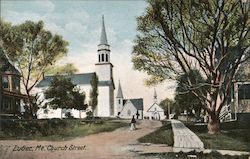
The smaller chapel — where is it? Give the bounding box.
[146,89,166,120]
[116,80,144,119]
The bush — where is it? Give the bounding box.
[0,119,69,138]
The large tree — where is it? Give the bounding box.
[0,20,69,118]
[44,77,87,118]
[132,0,249,133]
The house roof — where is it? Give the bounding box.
[0,48,20,75]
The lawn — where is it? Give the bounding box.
[0,119,129,141]
[138,121,174,146]
[186,123,250,152]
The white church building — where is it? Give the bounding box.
[116,81,144,119]
[146,89,166,120]
[35,16,115,119]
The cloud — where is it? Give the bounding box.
[65,22,87,34]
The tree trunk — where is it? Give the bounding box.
[207,112,220,134]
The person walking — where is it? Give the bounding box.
[130,115,136,131]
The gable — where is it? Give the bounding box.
[120,100,137,114]
[147,103,164,112]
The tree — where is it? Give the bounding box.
[132,0,249,134]
[45,63,78,75]
[89,73,98,116]
[159,98,174,119]
[44,77,87,118]
[0,20,69,118]
[174,70,205,118]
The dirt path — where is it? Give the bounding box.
[0,120,172,159]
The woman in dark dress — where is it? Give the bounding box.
[130,115,136,130]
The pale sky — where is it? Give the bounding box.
[1,0,175,111]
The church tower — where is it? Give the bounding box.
[116,80,124,116]
[95,15,115,117]
[153,88,157,103]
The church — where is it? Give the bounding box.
[116,80,144,119]
[146,89,166,120]
[35,16,115,118]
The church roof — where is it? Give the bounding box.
[147,102,164,112]
[36,72,112,88]
[100,15,108,45]
[130,98,144,110]
[116,80,123,98]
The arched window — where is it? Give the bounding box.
[127,110,131,116]
[106,54,108,62]
[99,54,101,62]
[102,54,104,62]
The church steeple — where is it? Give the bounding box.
[97,15,110,63]
[153,88,157,103]
[117,80,123,98]
[100,15,108,45]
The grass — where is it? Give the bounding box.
[196,130,250,152]
[0,119,129,141]
[138,121,174,146]
[141,151,249,159]
[185,123,250,152]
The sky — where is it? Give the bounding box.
[1,0,175,111]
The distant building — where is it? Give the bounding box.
[116,81,144,119]
[146,89,166,120]
[35,16,115,119]
[0,49,27,118]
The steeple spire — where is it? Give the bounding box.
[153,88,157,103]
[100,15,108,45]
[116,80,123,98]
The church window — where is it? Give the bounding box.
[106,54,108,62]
[118,99,120,104]
[102,54,104,62]
[99,54,101,62]
[127,110,131,116]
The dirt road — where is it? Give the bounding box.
[0,120,172,159]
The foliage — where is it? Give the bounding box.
[0,119,129,141]
[89,73,98,114]
[159,98,174,116]
[0,19,69,118]
[132,0,250,133]
[45,63,78,75]
[44,77,87,111]
[65,112,74,119]
[86,111,93,120]
[174,70,206,117]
